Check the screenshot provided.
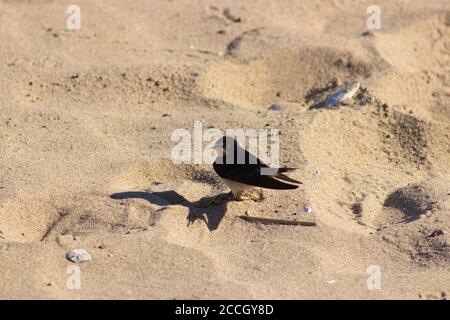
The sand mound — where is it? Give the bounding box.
[111,159,223,196]
[0,193,155,243]
[198,46,373,109]
[377,106,450,171]
[12,65,196,109]
[297,95,450,233]
[379,109,429,168]
[370,13,450,121]
[375,13,450,73]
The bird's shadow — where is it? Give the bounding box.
[110,190,230,231]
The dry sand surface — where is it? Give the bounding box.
[0,0,449,299]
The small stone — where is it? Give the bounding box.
[70,73,79,79]
[66,249,92,263]
[361,31,373,37]
[304,206,313,214]
[268,103,283,111]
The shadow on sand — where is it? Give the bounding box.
[110,190,230,231]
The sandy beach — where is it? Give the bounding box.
[0,0,449,299]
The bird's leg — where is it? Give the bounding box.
[233,193,244,201]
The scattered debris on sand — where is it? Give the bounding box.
[239,215,316,226]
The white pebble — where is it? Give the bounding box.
[66,249,92,263]
[304,206,313,214]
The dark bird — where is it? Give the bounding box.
[212,135,302,201]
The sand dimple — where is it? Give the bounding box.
[352,176,449,231]
[384,183,439,222]
[379,177,450,266]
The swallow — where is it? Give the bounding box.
[212,135,302,201]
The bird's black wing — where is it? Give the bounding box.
[213,147,300,190]
[213,161,299,190]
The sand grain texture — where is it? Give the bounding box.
[0,0,449,299]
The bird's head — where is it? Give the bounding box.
[214,135,238,156]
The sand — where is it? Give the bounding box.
[0,0,449,299]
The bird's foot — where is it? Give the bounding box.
[235,189,264,202]
[193,192,233,208]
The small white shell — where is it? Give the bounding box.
[66,249,92,263]
[342,82,360,101]
[323,82,360,107]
